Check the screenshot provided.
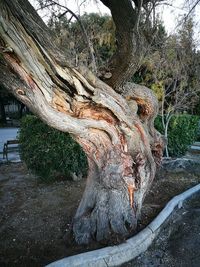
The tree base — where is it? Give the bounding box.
[73,185,137,244]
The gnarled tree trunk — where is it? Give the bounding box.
[0,0,164,244]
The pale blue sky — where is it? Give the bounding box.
[30,0,200,46]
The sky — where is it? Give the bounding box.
[30,0,200,45]
[30,0,110,19]
[158,0,200,41]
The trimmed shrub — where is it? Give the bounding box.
[155,114,199,157]
[18,115,88,181]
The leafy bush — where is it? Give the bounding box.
[155,114,199,157]
[19,115,88,181]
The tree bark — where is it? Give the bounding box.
[100,0,145,91]
[0,0,164,244]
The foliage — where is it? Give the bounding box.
[132,18,200,115]
[19,115,88,182]
[155,114,199,157]
[48,12,116,69]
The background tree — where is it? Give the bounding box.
[47,12,116,71]
[132,18,200,156]
[36,0,166,89]
[0,0,164,245]
[36,0,99,73]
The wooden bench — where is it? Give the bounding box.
[3,140,20,161]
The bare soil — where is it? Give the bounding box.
[123,193,200,267]
[0,161,200,267]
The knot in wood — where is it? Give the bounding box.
[104,72,112,79]
[16,88,26,96]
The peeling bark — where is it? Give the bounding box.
[0,0,164,244]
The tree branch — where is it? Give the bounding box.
[99,0,142,90]
[184,0,200,20]
[38,0,98,73]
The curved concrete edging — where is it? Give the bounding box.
[46,183,200,267]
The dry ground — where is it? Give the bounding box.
[123,193,200,267]
[0,161,200,267]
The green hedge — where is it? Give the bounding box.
[155,114,199,157]
[19,115,88,181]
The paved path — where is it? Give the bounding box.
[186,141,200,160]
[0,128,20,162]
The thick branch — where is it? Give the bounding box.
[100,0,145,90]
[0,0,131,136]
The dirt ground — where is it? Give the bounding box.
[0,161,200,267]
[123,193,200,267]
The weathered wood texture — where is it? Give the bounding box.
[0,0,164,244]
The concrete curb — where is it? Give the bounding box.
[46,183,200,267]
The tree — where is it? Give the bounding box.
[0,0,164,244]
[37,0,99,74]
[47,12,116,71]
[160,20,200,156]
[36,0,164,87]
[132,18,200,156]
